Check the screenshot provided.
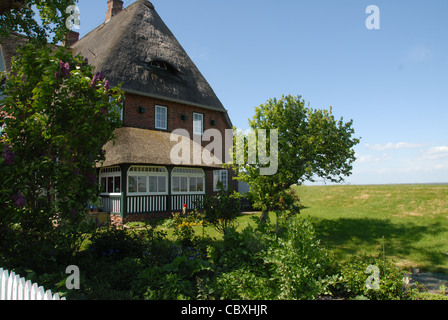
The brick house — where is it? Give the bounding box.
[68,0,237,224]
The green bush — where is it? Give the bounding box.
[337,254,414,300]
[214,268,275,300]
[87,226,146,260]
[199,183,241,234]
[211,216,338,300]
[263,217,337,300]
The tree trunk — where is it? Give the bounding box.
[260,210,269,224]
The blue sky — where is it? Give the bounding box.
[74,0,448,185]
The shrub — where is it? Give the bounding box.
[337,254,414,300]
[214,268,275,300]
[263,217,337,300]
[199,183,241,234]
[87,227,146,260]
[142,255,214,300]
[211,216,338,300]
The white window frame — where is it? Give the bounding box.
[99,167,122,196]
[193,112,204,135]
[213,169,229,191]
[127,166,168,196]
[155,105,167,130]
[171,167,205,195]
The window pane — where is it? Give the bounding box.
[128,176,137,193]
[138,176,147,193]
[172,176,180,192]
[221,170,228,190]
[214,170,228,190]
[107,177,114,193]
[213,171,219,190]
[158,176,166,193]
[189,177,197,192]
[100,177,107,193]
[114,176,121,193]
[149,176,158,192]
[180,176,188,192]
[197,178,204,192]
[156,106,167,129]
[193,113,203,135]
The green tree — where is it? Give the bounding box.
[0,0,77,45]
[0,43,123,260]
[231,94,360,223]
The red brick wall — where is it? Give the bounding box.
[123,93,238,194]
[123,93,230,138]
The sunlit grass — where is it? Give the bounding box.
[295,184,448,273]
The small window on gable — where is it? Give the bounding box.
[147,60,178,74]
[150,60,168,70]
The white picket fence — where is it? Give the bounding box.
[0,268,66,300]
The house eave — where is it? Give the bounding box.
[123,87,223,113]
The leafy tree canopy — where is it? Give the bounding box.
[0,42,123,244]
[231,94,360,222]
[0,0,77,45]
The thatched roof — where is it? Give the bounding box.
[98,127,223,168]
[72,0,228,114]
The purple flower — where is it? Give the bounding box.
[54,71,60,79]
[96,71,104,81]
[103,80,109,91]
[3,145,15,165]
[84,58,89,64]
[90,71,105,88]
[13,191,27,208]
[59,60,71,78]
[0,77,6,86]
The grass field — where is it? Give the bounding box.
[294,184,448,273]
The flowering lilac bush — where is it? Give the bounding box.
[0,42,123,268]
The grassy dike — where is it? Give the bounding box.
[295,184,448,273]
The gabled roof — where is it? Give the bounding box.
[71,0,227,113]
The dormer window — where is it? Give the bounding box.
[147,59,178,74]
[150,60,168,70]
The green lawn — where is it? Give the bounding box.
[155,184,448,273]
[295,184,448,273]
